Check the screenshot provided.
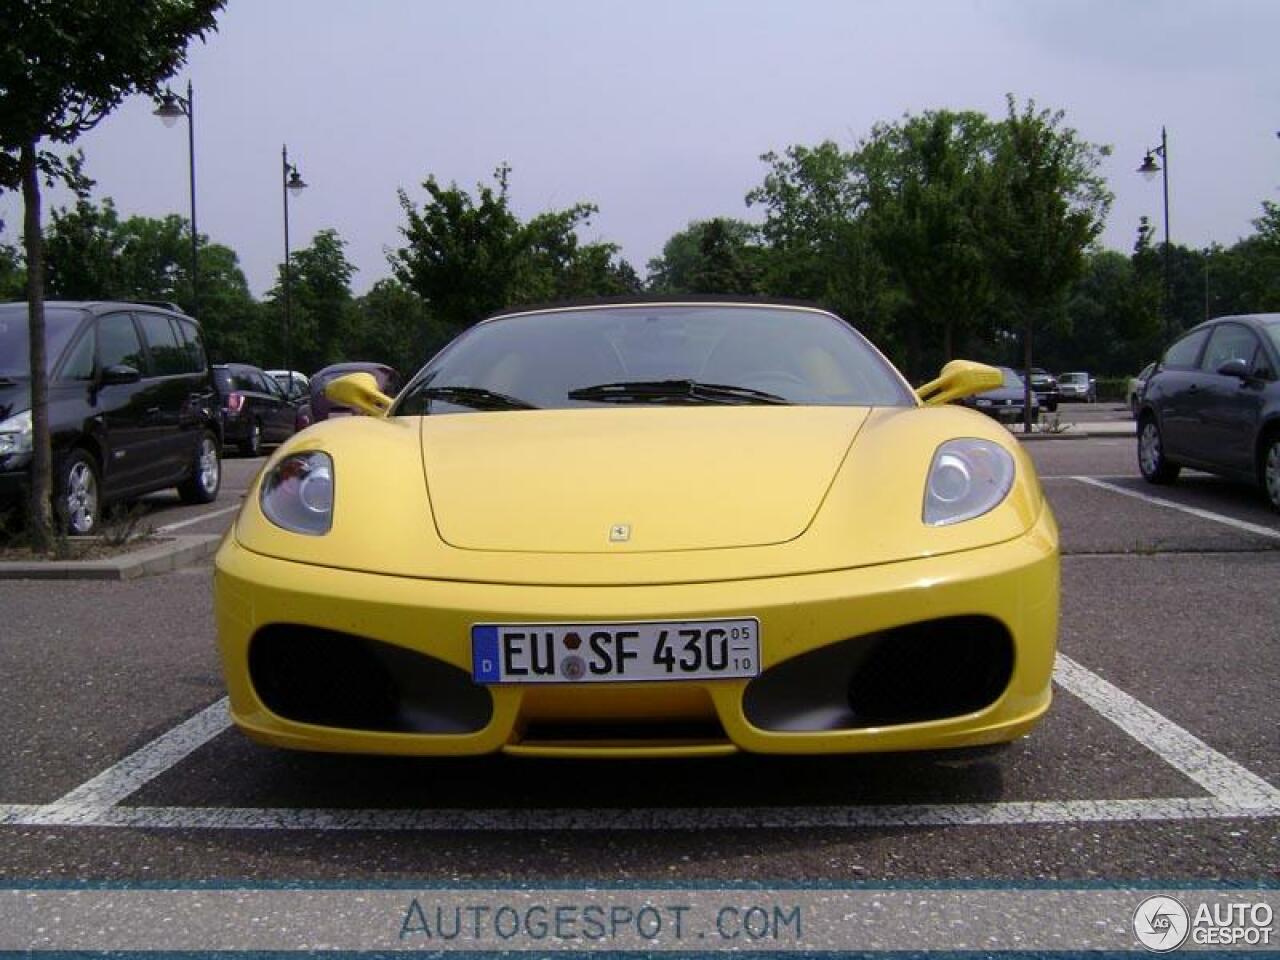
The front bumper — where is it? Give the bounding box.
[214,507,1059,757]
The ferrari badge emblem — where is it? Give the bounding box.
[609,523,631,542]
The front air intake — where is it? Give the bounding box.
[743,616,1014,732]
[249,625,493,734]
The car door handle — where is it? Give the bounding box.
[1186,385,1198,393]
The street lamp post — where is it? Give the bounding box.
[153,80,199,319]
[281,145,308,374]
[1137,127,1172,343]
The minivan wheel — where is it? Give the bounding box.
[240,420,262,457]
[178,430,221,504]
[1138,417,1181,484]
[1263,435,1280,513]
[57,449,101,536]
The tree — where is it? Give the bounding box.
[0,219,26,300]
[0,0,224,550]
[647,218,762,294]
[265,228,357,373]
[746,142,898,352]
[351,278,435,376]
[983,96,1111,429]
[44,196,125,298]
[858,110,999,366]
[391,164,524,330]
[1254,200,1280,249]
[392,163,636,331]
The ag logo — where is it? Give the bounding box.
[1133,895,1190,952]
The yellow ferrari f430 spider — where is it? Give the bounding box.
[214,299,1058,758]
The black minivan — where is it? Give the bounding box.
[212,362,304,456]
[0,300,222,534]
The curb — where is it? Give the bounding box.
[0,534,222,581]
[1009,425,1136,442]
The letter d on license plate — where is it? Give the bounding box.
[471,619,760,684]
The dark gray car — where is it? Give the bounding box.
[1137,313,1280,511]
[963,366,1041,424]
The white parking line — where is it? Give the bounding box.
[5,654,1278,831]
[1072,476,1280,540]
[155,504,241,534]
[5,795,1275,832]
[1055,655,1280,808]
[23,699,231,826]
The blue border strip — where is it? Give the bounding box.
[1,879,1275,891]
[0,952,1259,959]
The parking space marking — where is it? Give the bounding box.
[155,504,241,534]
[6,796,1276,832]
[0,805,41,825]
[1055,655,1280,808]
[5,659,1277,832]
[1072,476,1280,540]
[23,699,231,826]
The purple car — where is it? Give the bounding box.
[309,362,401,421]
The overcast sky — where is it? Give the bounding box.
[3,0,1278,298]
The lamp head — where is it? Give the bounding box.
[153,90,185,127]
[1137,153,1161,181]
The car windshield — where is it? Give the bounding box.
[1060,372,1087,384]
[1000,368,1025,389]
[1264,319,1280,357]
[394,304,914,414]
[0,305,84,378]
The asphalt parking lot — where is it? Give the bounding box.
[1,408,1277,884]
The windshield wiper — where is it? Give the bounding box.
[419,385,538,411]
[568,379,790,405]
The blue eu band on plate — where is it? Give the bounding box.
[472,620,761,684]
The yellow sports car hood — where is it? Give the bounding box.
[420,407,868,552]
[236,405,1047,586]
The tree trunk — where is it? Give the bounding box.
[21,140,53,553]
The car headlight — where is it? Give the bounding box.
[0,409,33,462]
[923,438,1015,526]
[975,398,992,407]
[260,451,334,535]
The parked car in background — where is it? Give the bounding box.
[310,362,401,421]
[1137,314,1280,511]
[266,368,313,432]
[212,363,305,456]
[0,300,221,534]
[1057,371,1096,403]
[1029,368,1059,412]
[267,369,309,397]
[963,366,1041,424]
[1127,362,1155,419]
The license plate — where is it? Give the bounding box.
[471,619,760,684]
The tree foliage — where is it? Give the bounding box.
[646,218,763,295]
[391,164,639,333]
[858,110,999,364]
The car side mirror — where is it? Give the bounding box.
[100,364,141,385]
[916,360,1004,406]
[324,372,392,417]
[1216,358,1251,379]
